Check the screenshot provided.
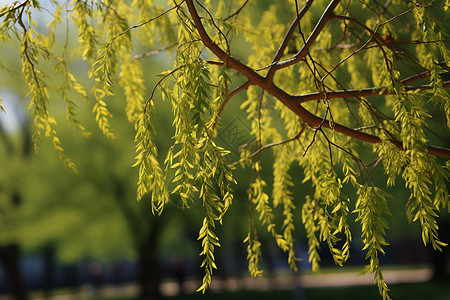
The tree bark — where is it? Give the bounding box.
[431,218,450,281]
[138,219,162,300]
[0,244,28,300]
[111,179,163,299]
[42,247,55,299]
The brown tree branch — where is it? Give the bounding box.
[212,80,250,131]
[194,0,231,55]
[267,0,341,75]
[400,70,432,84]
[0,0,30,18]
[269,0,314,66]
[185,0,450,159]
[185,1,264,84]
[133,43,178,60]
[294,81,450,103]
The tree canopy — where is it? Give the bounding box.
[0,1,449,299]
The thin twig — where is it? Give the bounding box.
[224,0,251,21]
[400,70,431,84]
[268,0,341,74]
[319,128,375,185]
[109,2,184,45]
[269,0,314,68]
[303,102,331,157]
[195,0,231,56]
[232,126,306,166]
[133,43,178,60]
[212,80,250,131]
[144,66,184,114]
[203,60,224,66]
[293,81,450,103]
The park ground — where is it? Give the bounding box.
[8,265,448,300]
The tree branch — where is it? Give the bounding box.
[232,126,307,166]
[144,66,183,114]
[212,80,250,131]
[185,0,450,159]
[267,0,341,75]
[269,0,314,66]
[400,70,432,84]
[293,81,450,103]
[109,2,183,45]
[133,43,178,60]
[224,0,251,21]
[185,0,265,85]
[0,0,30,18]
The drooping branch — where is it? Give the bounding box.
[184,0,450,159]
[318,127,375,185]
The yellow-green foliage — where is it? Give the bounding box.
[1,1,449,299]
[355,185,392,300]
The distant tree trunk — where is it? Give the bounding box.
[0,191,29,300]
[431,218,450,280]
[111,178,163,299]
[0,244,28,300]
[0,104,31,300]
[42,247,55,299]
[138,219,162,300]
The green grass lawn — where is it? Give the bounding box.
[302,281,449,300]
[98,281,449,300]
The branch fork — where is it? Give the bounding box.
[185,0,450,158]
